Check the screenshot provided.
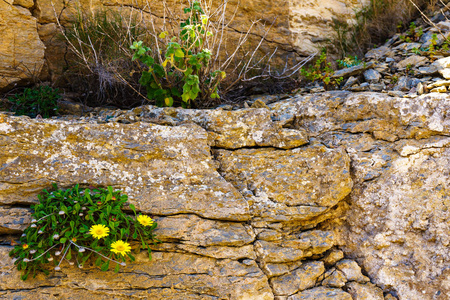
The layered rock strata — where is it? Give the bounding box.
[2,91,450,299]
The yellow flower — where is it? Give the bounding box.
[89,224,110,239]
[137,215,154,227]
[22,244,29,249]
[110,240,131,256]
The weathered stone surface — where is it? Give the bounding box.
[175,244,256,260]
[0,1,46,89]
[6,89,450,298]
[13,0,34,8]
[0,247,274,299]
[214,145,352,223]
[365,46,391,60]
[432,56,450,79]
[322,250,344,266]
[141,107,309,149]
[428,79,450,88]
[396,55,429,69]
[0,117,249,221]
[153,214,255,249]
[270,261,325,296]
[363,69,381,83]
[335,259,370,283]
[288,287,352,300]
[37,23,67,82]
[341,141,450,299]
[0,206,32,234]
[289,0,367,56]
[332,61,376,79]
[346,282,384,300]
[271,91,450,140]
[430,86,447,93]
[262,260,304,278]
[321,269,347,288]
[255,240,306,264]
[255,230,334,264]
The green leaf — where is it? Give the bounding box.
[175,48,185,58]
[158,31,168,39]
[147,248,152,260]
[129,204,136,214]
[101,260,110,271]
[127,253,135,262]
[60,237,67,243]
[164,97,174,107]
[21,271,30,281]
[114,263,120,273]
[182,93,190,103]
[95,257,103,266]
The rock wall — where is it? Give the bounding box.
[2,91,450,299]
[0,0,368,89]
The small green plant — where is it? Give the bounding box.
[131,1,225,108]
[337,56,362,69]
[390,74,399,85]
[424,33,450,58]
[399,22,423,43]
[301,49,343,88]
[8,86,60,118]
[9,184,158,280]
[411,47,422,55]
[427,33,439,58]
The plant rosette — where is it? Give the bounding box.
[9,184,158,280]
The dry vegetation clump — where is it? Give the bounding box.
[333,0,436,57]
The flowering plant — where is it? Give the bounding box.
[9,184,158,280]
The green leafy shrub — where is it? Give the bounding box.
[9,184,158,280]
[131,1,225,108]
[301,50,343,88]
[8,86,60,118]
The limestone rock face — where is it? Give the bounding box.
[0,1,45,90]
[270,91,450,300]
[0,104,355,299]
[0,248,274,299]
[289,0,369,55]
[0,119,249,221]
[4,91,450,299]
[215,145,352,224]
[342,142,450,299]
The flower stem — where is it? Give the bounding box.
[56,243,69,268]
[25,243,59,262]
[69,240,125,266]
